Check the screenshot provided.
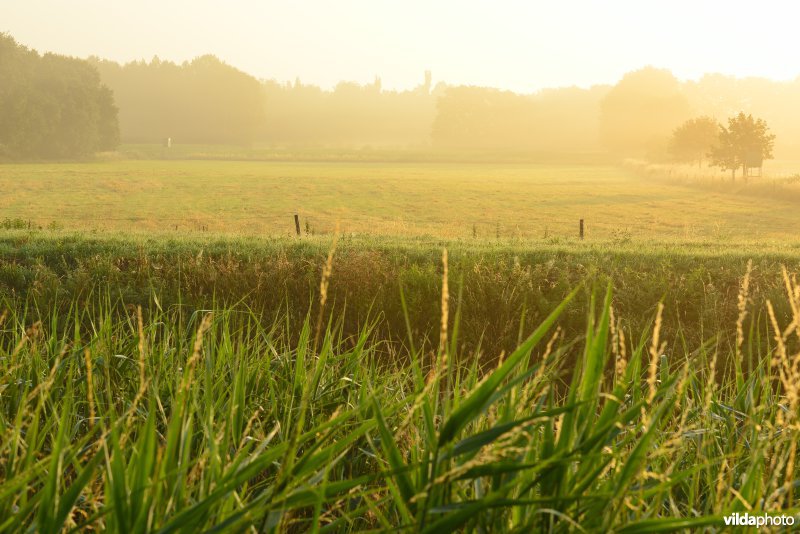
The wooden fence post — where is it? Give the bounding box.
[294,214,301,236]
[579,219,584,240]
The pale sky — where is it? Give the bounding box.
[1,0,798,92]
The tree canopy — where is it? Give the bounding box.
[90,55,265,144]
[431,85,608,153]
[668,116,719,167]
[0,34,119,159]
[709,112,775,180]
[261,76,437,147]
[599,67,692,158]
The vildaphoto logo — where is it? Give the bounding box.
[723,512,795,528]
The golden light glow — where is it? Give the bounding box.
[2,0,798,92]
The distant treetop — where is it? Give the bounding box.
[0,33,119,160]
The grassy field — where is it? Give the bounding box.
[2,159,800,240]
[4,156,800,530]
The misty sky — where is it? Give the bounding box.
[2,0,798,92]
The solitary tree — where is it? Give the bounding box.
[668,116,719,167]
[709,112,775,182]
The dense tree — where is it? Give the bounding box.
[432,87,532,150]
[668,116,719,167]
[600,67,692,158]
[260,75,437,147]
[709,112,775,181]
[91,55,266,144]
[431,85,608,153]
[0,34,119,159]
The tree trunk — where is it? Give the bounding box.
[742,163,748,184]
[731,168,735,182]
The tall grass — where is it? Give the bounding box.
[4,229,800,361]
[1,261,799,531]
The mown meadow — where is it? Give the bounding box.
[2,158,800,240]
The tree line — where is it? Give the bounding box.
[432,85,607,154]
[1,32,796,164]
[0,34,119,159]
[97,59,793,166]
[89,55,265,145]
[260,75,436,147]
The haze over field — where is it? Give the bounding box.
[3,0,799,91]
[3,2,800,160]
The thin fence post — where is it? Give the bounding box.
[294,214,301,236]
[579,219,584,240]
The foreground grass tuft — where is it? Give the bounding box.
[1,267,799,531]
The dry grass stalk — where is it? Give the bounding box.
[735,259,753,364]
[84,348,95,430]
[647,303,664,404]
[438,248,449,363]
[136,305,147,398]
[183,312,214,394]
[314,227,339,350]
